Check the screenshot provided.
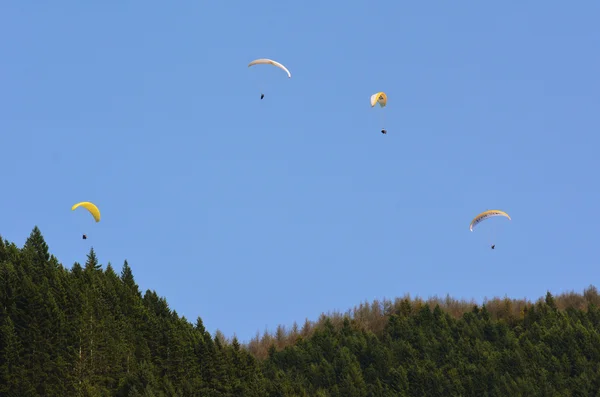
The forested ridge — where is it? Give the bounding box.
[1,227,600,396]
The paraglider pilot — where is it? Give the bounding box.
[82,234,87,240]
[491,244,495,249]
[381,129,387,134]
[261,93,264,100]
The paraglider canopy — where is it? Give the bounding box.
[72,201,101,222]
[248,58,291,78]
[370,92,387,108]
[469,210,510,232]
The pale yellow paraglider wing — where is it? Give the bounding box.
[72,201,101,222]
[370,92,387,107]
[469,210,510,231]
[248,58,291,78]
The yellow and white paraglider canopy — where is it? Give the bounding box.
[370,92,387,107]
[469,210,510,232]
[248,58,291,78]
[72,201,101,222]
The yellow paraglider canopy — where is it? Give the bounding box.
[469,210,510,232]
[72,201,101,222]
[370,92,387,107]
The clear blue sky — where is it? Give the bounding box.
[1,1,599,343]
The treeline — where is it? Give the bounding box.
[247,284,600,359]
[1,227,600,396]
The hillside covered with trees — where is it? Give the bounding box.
[1,227,600,396]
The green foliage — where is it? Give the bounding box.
[1,226,600,395]
[0,228,265,396]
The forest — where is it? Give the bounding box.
[1,226,600,396]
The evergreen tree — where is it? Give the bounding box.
[0,315,26,394]
[84,247,102,272]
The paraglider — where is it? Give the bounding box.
[72,201,100,240]
[248,58,291,100]
[370,92,387,134]
[469,210,511,249]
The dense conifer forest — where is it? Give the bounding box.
[1,227,600,396]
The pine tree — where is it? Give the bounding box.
[0,315,25,394]
[23,226,50,264]
[84,247,102,272]
[120,260,138,293]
